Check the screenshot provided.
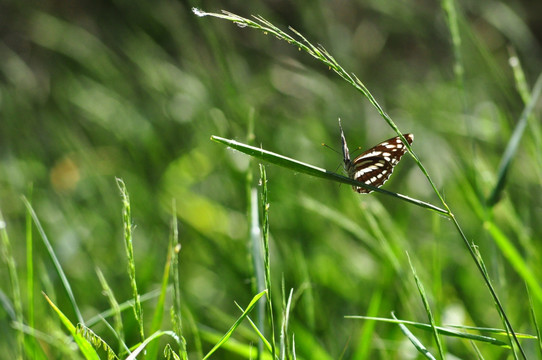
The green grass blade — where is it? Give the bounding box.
[145,235,174,360]
[485,220,542,303]
[487,72,542,205]
[407,253,445,359]
[126,331,181,360]
[22,197,84,324]
[234,302,273,353]
[259,164,277,359]
[527,286,542,355]
[250,188,266,353]
[116,178,145,341]
[391,312,437,360]
[25,185,35,359]
[350,288,383,359]
[0,209,24,360]
[346,316,512,347]
[279,288,294,359]
[77,324,120,360]
[95,267,127,356]
[42,293,101,360]
[211,135,447,215]
[169,199,189,360]
[85,287,163,327]
[202,289,267,360]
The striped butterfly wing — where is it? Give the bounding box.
[340,120,413,193]
[349,134,413,193]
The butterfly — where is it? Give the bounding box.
[339,119,414,193]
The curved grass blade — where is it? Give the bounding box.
[345,316,511,347]
[202,289,267,360]
[23,198,84,325]
[407,252,445,359]
[43,293,100,360]
[391,312,437,360]
[211,135,447,215]
[125,331,181,360]
[487,72,542,206]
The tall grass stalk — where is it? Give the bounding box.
[115,178,144,342]
[95,267,127,356]
[0,209,24,360]
[24,186,35,359]
[407,252,445,359]
[259,164,277,358]
[22,197,84,325]
[169,199,189,360]
[195,8,527,357]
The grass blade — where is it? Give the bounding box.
[116,178,144,341]
[0,209,24,359]
[391,312,437,360]
[22,197,84,324]
[202,289,267,360]
[407,252,445,359]
[259,164,277,359]
[211,135,447,215]
[42,293,100,360]
[126,331,181,360]
[487,72,542,205]
[346,315,511,347]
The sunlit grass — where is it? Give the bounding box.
[1,1,541,359]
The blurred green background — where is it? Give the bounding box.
[1,0,542,358]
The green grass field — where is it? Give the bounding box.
[1,1,542,359]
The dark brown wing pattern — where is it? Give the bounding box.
[339,120,413,194]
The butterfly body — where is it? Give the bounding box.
[339,120,413,193]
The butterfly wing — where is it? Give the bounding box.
[350,134,414,193]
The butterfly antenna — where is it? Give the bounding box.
[321,142,340,154]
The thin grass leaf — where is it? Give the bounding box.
[299,196,378,253]
[25,185,36,360]
[508,48,531,104]
[234,302,273,353]
[484,220,542,303]
[250,187,266,355]
[487,72,542,205]
[169,199,189,360]
[0,209,24,360]
[76,324,120,360]
[126,331,181,360]
[115,178,144,341]
[441,0,466,99]
[95,315,130,356]
[145,229,175,360]
[11,322,59,359]
[279,288,294,360]
[164,344,181,360]
[259,164,277,359]
[22,198,84,324]
[200,329,275,360]
[85,287,163,327]
[42,293,100,360]
[245,110,266,360]
[202,289,267,360]
[211,135,447,215]
[446,324,536,339]
[526,285,542,355]
[350,288,383,359]
[391,312,437,360]
[95,268,126,356]
[406,252,445,359]
[346,316,511,347]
